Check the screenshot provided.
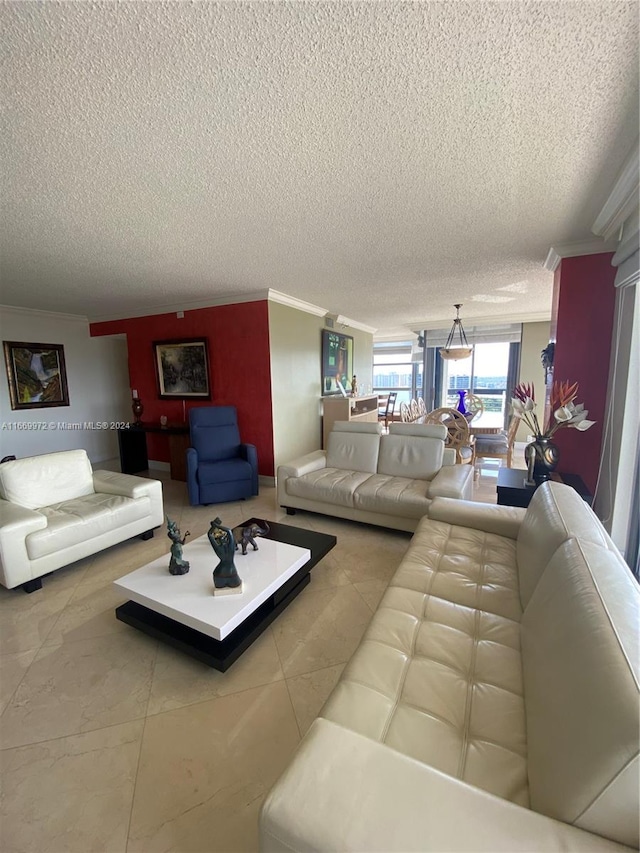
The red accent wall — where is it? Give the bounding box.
[551,253,616,493]
[90,302,274,477]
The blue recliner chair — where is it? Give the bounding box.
[186,406,259,506]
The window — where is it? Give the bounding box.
[441,342,511,427]
[373,342,416,406]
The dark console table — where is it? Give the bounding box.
[117,422,190,481]
[497,467,593,508]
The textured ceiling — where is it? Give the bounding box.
[1,1,638,335]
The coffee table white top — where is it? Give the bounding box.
[113,534,310,641]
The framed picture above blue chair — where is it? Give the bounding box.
[186,406,259,506]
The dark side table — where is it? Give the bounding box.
[496,468,593,508]
[117,422,190,481]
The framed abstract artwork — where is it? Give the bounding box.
[321,329,354,395]
[3,341,70,410]
[153,338,211,399]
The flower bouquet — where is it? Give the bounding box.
[512,381,595,485]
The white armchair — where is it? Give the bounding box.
[0,450,163,592]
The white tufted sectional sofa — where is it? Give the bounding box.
[260,482,639,852]
[278,421,474,532]
[0,449,163,591]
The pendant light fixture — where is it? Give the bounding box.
[439,304,473,361]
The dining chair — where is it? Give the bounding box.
[425,407,475,464]
[378,391,397,430]
[465,393,485,421]
[474,416,519,469]
[399,401,411,423]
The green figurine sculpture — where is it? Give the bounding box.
[166,517,190,575]
[207,517,242,589]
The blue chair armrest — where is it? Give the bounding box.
[186,447,200,505]
[240,443,259,495]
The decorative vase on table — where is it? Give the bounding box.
[456,390,468,415]
[525,436,560,486]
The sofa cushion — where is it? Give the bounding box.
[27,493,151,559]
[516,481,612,608]
[378,434,444,480]
[353,474,431,519]
[197,458,253,485]
[320,590,528,807]
[326,429,380,474]
[392,515,522,622]
[0,449,94,510]
[286,468,372,508]
[522,539,640,849]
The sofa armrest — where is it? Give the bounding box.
[428,496,526,539]
[92,471,164,527]
[239,443,259,494]
[277,450,327,480]
[260,719,631,853]
[426,463,474,500]
[0,499,48,588]
[442,447,457,466]
[277,451,327,508]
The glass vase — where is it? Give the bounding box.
[456,390,468,414]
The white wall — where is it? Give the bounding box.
[0,306,130,463]
[269,302,373,471]
[517,321,551,441]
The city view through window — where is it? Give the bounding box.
[373,341,511,427]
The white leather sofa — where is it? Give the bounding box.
[260,482,639,852]
[0,449,164,592]
[277,421,474,532]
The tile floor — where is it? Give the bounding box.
[0,452,525,853]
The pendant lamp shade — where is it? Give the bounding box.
[439,304,473,361]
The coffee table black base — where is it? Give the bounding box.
[116,517,336,671]
[116,571,310,672]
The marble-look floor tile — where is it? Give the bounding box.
[354,578,390,612]
[1,632,157,749]
[272,584,373,678]
[335,534,407,585]
[79,535,168,586]
[0,648,37,715]
[286,663,345,736]
[0,720,144,853]
[42,579,131,646]
[0,584,75,655]
[307,553,351,590]
[147,628,284,715]
[128,681,300,853]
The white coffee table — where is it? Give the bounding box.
[113,518,336,670]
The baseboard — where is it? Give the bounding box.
[259,475,276,488]
[148,460,171,473]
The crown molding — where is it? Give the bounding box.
[543,240,613,272]
[266,289,326,317]
[335,315,377,334]
[612,208,640,269]
[592,140,640,241]
[0,304,89,323]
[266,292,376,331]
[88,290,272,323]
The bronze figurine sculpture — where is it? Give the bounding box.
[166,517,190,575]
[232,521,270,555]
[208,517,242,590]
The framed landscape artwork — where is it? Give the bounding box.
[153,338,211,399]
[3,341,70,410]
